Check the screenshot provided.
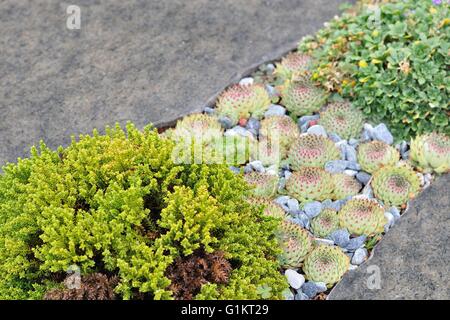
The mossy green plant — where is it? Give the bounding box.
[0,123,287,300]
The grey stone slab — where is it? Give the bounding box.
[0,0,352,166]
[328,174,450,300]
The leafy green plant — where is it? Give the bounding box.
[299,0,449,140]
[0,123,287,300]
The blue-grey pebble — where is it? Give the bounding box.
[307,125,327,137]
[345,235,367,251]
[264,104,286,117]
[329,133,342,143]
[328,229,350,248]
[325,160,348,173]
[356,171,371,185]
[218,116,233,129]
[301,282,319,298]
[203,106,215,115]
[304,201,322,219]
[372,123,393,145]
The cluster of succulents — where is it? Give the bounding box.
[338,199,386,236]
[332,173,362,199]
[318,101,364,140]
[247,197,287,219]
[303,245,350,287]
[281,81,328,117]
[409,132,450,174]
[244,172,279,198]
[274,52,312,82]
[285,167,334,202]
[276,220,313,268]
[357,141,399,174]
[216,84,271,125]
[172,113,223,143]
[259,115,300,156]
[287,134,340,170]
[371,165,421,206]
[310,208,340,238]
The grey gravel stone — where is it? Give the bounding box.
[304,201,323,218]
[328,229,350,248]
[275,196,290,206]
[265,84,278,97]
[344,169,358,177]
[345,235,367,251]
[295,291,310,300]
[218,116,233,129]
[264,104,286,117]
[402,150,410,160]
[287,198,300,212]
[249,160,265,173]
[348,138,360,147]
[325,160,348,173]
[362,184,374,198]
[389,207,401,221]
[285,269,305,290]
[307,125,327,137]
[239,77,254,86]
[297,213,311,229]
[329,200,345,211]
[301,282,319,298]
[345,161,361,171]
[284,171,292,180]
[351,248,368,265]
[298,115,320,127]
[372,123,394,145]
[363,123,375,140]
[345,145,357,162]
[384,211,395,232]
[203,106,215,115]
[356,171,372,185]
[329,133,342,143]
[246,117,261,133]
[278,177,286,191]
[243,164,253,174]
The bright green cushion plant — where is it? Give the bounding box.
[0,123,287,300]
[299,0,449,140]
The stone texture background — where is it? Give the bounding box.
[0,0,352,166]
[328,174,450,300]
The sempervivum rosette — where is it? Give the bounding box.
[357,141,399,174]
[285,167,334,202]
[287,134,340,170]
[310,208,340,238]
[247,197,287,219]
[276,220,313,268]
[274,52,313,82]
[333,173,362,199]
[281,81,328,117]
[409,132,450,174]
[303,245,350,287]
[259,115,300,157]
[244,172,279,198]
[318,101,364,140]
[371,165,420,206]
[216,83,271,125]
[338,198,386,236]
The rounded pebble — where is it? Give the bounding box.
[285,269,305,290]
[307,125,327,137]
[328,229,350,248]
[356,171,372,185]
[239,77,254,86]
[304,201,323,218]
[264,104,286,117]
[325,160,348,173]
[351,248,368,265]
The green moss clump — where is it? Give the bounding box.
[0,123,287,300]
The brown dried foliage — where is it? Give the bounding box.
[166,250,232,300]
[44,273,119,300]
